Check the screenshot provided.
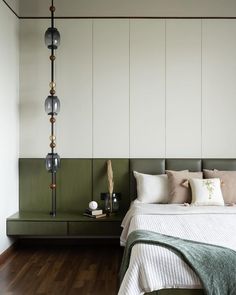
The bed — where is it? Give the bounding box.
[118,158,236,295]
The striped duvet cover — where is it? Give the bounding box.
[118,203,236,295]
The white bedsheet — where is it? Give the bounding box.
[118,203,236,295]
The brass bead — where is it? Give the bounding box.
[49,135,56,141]
[50,117,56,123]
[50,142,56,148]
[49,5,55,12]
[49,82,56,89]
[50,89,56,95]
[50,183,56,189]
[50,55,56,61]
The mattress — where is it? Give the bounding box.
[118,203,236,295]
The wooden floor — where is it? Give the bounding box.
[0,242,123,295]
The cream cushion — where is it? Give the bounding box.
[190,178,224,206]
[133,171,168,203]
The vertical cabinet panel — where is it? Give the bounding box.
[20,20,50,157]
[202,20,236,158]
[130,20,165,158]
[57,20,92,158]
[166,20,202,158]
[93,20,129,158]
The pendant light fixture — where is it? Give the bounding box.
[44,0,61,216]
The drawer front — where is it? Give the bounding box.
[69,221,122,236]
[7,221,67,236]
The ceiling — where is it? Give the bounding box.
[5,0,236,18]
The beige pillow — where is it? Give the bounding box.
[203,169,236,204]
[167,170,203,203]
[190,178,224,206]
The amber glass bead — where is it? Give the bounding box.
[50,142,56,148]
[50,5,55,12]
[50,89,56,95]
[50,183,56,189]
[50,55,56,61]
[50,117,56,123]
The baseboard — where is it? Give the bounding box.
[0,243,17,266]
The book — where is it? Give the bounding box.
[83,213,107,219]
[85,208,103,216]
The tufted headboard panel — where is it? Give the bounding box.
[129,159,165,198]
[165,159,202,172]
[202,159,236,171]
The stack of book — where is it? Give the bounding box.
[83,208,107,219]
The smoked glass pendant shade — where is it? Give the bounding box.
[45,96,60,115]
[45,153,60,173]
[44,27,61,49]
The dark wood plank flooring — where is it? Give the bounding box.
[0,242,123,295]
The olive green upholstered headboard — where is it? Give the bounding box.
[129,158,236,200]
[19,158,236,213]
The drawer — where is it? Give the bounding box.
[68,221,122,236]
[7,221,67,236]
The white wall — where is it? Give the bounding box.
[19,0,236,18]
[0,1,19,254]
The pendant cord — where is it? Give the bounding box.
[50,0,56,216]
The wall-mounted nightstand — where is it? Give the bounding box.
[7,211,125,238]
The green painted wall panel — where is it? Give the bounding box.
[19,158,130,214]
[56,159,92,212]
[19,159,51,212]
[92,159,130,212]
[19,158,92,213]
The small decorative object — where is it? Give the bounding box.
[44,0,61,217]
[101,192,121,214]
[89,201,98,210]
[112,193,120,212]
[83,205,106,219]
[85,207,102,216]
[100,160,121,214]
[107,160,114,214]
[83,213,107,219]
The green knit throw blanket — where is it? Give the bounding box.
[120,230,236,295]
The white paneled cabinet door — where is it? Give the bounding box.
[93,20,129,158]
[20,20,50,157]
[166,20,202,158]
[57,20,93,158]
[130,20,165,158]
[202,20,236,158]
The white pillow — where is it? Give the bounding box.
[189,178,224,206]
[133,171,168,203]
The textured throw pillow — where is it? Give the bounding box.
[190,178,224,206]
[133,171,168,203]
[203,170,236,204]
[167,170,203,203]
